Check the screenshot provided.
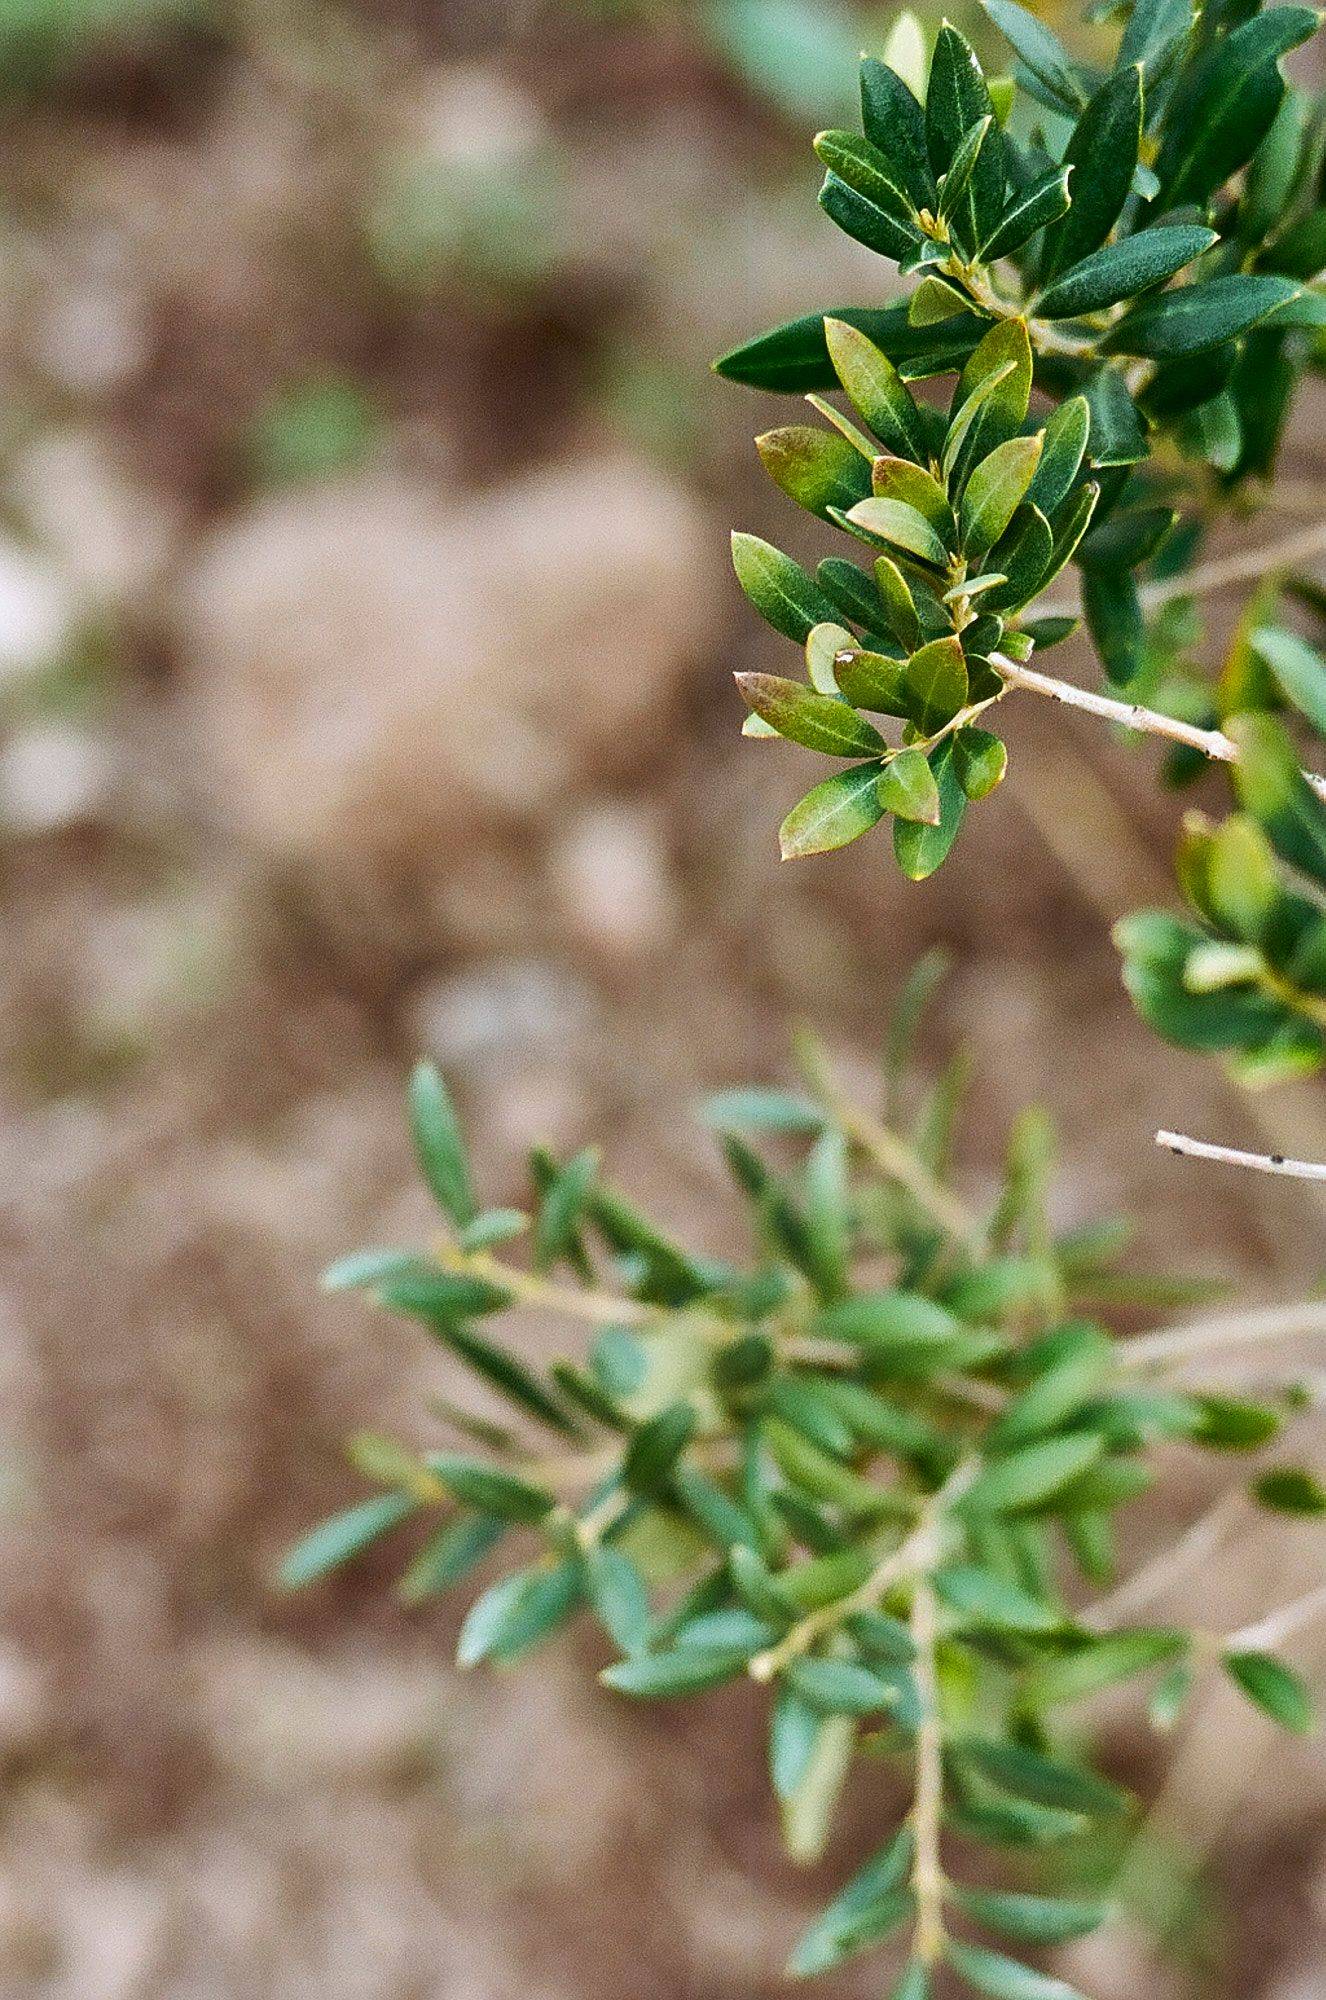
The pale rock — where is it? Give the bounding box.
[0,538,76,685]
[0,724,118,834]
[406,957,598,1075]
[549,801,675,959]
[10,431,181,607]
[177,458,719,865]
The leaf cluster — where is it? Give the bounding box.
[720,0,1326,876]
[288,989,1322,2000]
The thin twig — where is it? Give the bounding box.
[793,1030,983,1245]
[1038,516,1326,622]
[1120,1297,1326,1371]
[990,652,1326,801]
[1156,1130,1326,1182]
[1225,1579,1326,1654]
[909,1576,947,1968]
[443,1246,656,1326]
[1082,1494,1242,1632]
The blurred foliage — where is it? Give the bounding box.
[291,972,1323,2000]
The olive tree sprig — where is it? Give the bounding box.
[287,981,1326,2000]
[721,0,1326,878]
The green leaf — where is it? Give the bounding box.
[1025,396,1088,518]
[819,171,918,261]
[1251,1467,1326,1516]
[457,1559,583,1666]
[893,741,967,879]
[426,1320,581,1436]
[624,1401,696,1495]
[926,23,1005,251]
[955,1735,1128,1816]
[757,425,872,520]
[860,54,937,208]
[399,1513,505,1604]
[947,1940,1088,2000]
[1023,1629,1187,1708]
[905,636,969,733]
[533,1144,598,1274]
[873,456,957,539]
[322,1248,435,1294]
[1223,1649,1315,1733]
[786,1827,914,1976]
[716,305,916,394]
[1107,275,1302,359]
[875,554,923,651]
[280,1493,415,1587]
[458,1208,528,1251]
[948,318,1033,479]
[1041,65,1142,279]
[735,673,887,757]
[814,129,916,222]
[1149,1660,1193,1732]
[1193,1395,1282,1451]
[955,1888,1107,1946]
[585,1545,652,1655]
[731,532,841,642]
[780,759,890,860]
[846,497,950,566]
[953,727,1007,801]
[979,166,1073,261]
[823,317,935,462]
[834,647,911,717]
[409,1062,476,1225]
[1036,225,1216,321]
[1152,7,1318,210]
[984,506,1054,615]
[959,1433,1105,1516]
[786,1656,908,1717]
[934,1563,1061,1632]
[983,0,1087,111]
[1252,627,1326,735]
[891,1966,931,2000]
[428,1453,555,1523]
[880,747,942,824]
[1230,711,1326,879]
[602,1644,753,1697]
[1083,569,1144,685]
[960,435,1043,559]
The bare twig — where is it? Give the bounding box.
[909,1577,947,1968]
[1037,516,1326,622]
[990,652,1326,800]
[1225,1579,1326,1654]
[1082,1494,1242,1632]
[1121,1297,1326,1371]
[1156,1129,1326,1182]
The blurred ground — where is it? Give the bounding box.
[2,2,1326,1996]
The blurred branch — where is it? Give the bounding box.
[1156,1129,1326,1181]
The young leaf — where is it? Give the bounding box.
[786,1826,914,1976]
[780,762,889,858]
[399,1514,505,1604]
[602,1645,753,1697]
[894,742,968,879]
[1252,627,1326,735]
[757,425,872,519]
[846,497,950,566]
[1022,1629,1187,1708]
[955,1887,1107,1945]
[428,1453,555,1524]
[960,434,1044,559]
[785,1656,906,1716]
[824,317,931,462]
[833,647,911,716]
[926,23,1005,251]
[905,636,969,733]
[734,674,887,757]
[585,1545,652,1656]
[1223,1649,1315,1733]
[409,1062,476,1226]
[953,727,1007,800]
[457,1560,583,1666]
[879,747,942,824]
[1250,1467,1326,1516]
